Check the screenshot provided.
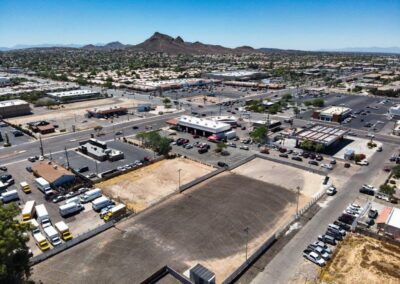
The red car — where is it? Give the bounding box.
[279,147,287,153]
[193,135,200,139]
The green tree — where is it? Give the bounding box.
[314,144,324,153]
[379,184,395,196]
[392,165,400,178]
[282,93,292,101]
[0,204,31,283]
[354,154,362,163]
[300,139,314,151]
[215,141,227,153]
[312,98,325,107]
[250,125,268,143]
[156,137,172,156]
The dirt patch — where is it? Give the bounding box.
[97,158,214,212]
[319,234,400,283]
[188,95,230,105]
[232,158,323,199]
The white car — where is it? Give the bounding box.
[303,250,326,266]
[321,164,333,170]
[240,145,249,150]
[362,184,375,190]
[326,186,337,196]
[357,160,369,166]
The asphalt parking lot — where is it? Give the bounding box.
[297,93,396,133]
[32,171,298,283]
[2,160,104,256]
[0,123,33,146]
[51,140,153,177]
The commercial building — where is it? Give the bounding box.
[0,99,31,118]
[312,106,352,123]
[168,115,231,137]
[78,139,124,161]
[0,76,11,87]
[204,70,268,81]
[46,89,101,102]
[252,119,282,132]
[87,106,128,118]
[32,161,76,188]
[294,124,348,148]
[208,115,238,127]
[377,207,400,239]
[389,104,400,118]
[28,121,55,134]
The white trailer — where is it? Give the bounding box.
[59,202,83,217]
[80,188,102,203]
[22,200,36,221]
[43,225,62,246]
[92,196,112,212]
[35,177,52,195]
[224,130,237,140]
[35,204,51,228]
[0,189,19,203]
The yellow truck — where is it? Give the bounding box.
[21,200,36,222]
[19,181,31,193]
[103,204,126,222]
[33,232,50,251]
[54,221,73,241]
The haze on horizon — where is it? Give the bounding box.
[0,0,399,51]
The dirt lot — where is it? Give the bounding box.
[232,158,324,199]
[32,172,299,284]
[188,95,230,105]
[8,97,146,131]
[98,158,214,212]
[319,234,400,284]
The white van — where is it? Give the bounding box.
[80,188,102,203]
[1,190,19,203]
[92,196,113,212]
[43,226,62,246]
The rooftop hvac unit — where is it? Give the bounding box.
[189,264,215,284]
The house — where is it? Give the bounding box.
[32,161,76,188]
[28,121,55,134]
[377,207,400,239]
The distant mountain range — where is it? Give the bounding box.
[1,32,399,55]
[319,47,400,54]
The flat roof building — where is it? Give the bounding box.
[47,89,101,102]
[78,139,124,162]
[32,161,76,188]
[204,70,268,81]
[294,124,348,147]
[87,106,128,118]
[0,99,31,118]
[312,106,352,123]
[173,115,231,137]
[377,207,400,239]
[389,104,400,118]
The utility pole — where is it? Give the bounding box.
[244,227,249,262]
[178,169,182,192]
[64,146,70,169]
[296,186,300,216]
[39,135,44,157]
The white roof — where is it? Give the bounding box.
[0,99,28,107]
[210,70,261,77]
[47,89,98,98]
[387,207,400,229]
[320,106,352,116]
[178,115,231,133]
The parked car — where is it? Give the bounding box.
[308,160,319,166]
[368,209,378,219]
[318,235,336,245]
[239,145,249,150]
[0,166,7,172]
[311,241,333,255]
[333,220,351,232]
[357,160,369,166]
[25,166,33,173]
[326,186,337,196]
[321,164,333,170]
[303,249,326,266]
[316,155,323,161]
[307,245,331,260]
[344,163,351,168]
[291,156,303,162]
[217,161,228,168]
[326,229,343,241]
[198,148,208,154]
[279,153,289,158]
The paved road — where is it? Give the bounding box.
[0,111,182,166]
[250,143,396,284]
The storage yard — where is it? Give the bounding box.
[32,171,299,283]
[319,235,400,284]
[98,158,214,212]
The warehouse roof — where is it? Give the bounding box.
[47,89,99,98]
[387,208,400,229]
[32,161,74,183]
[0,99,28,107]
[296,125,348,146]
[178,115,231,133]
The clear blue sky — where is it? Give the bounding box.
[0,0,399,50]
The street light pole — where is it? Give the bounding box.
[296,186,300,216]
[244,227,249,262]
[178,169,182,192]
